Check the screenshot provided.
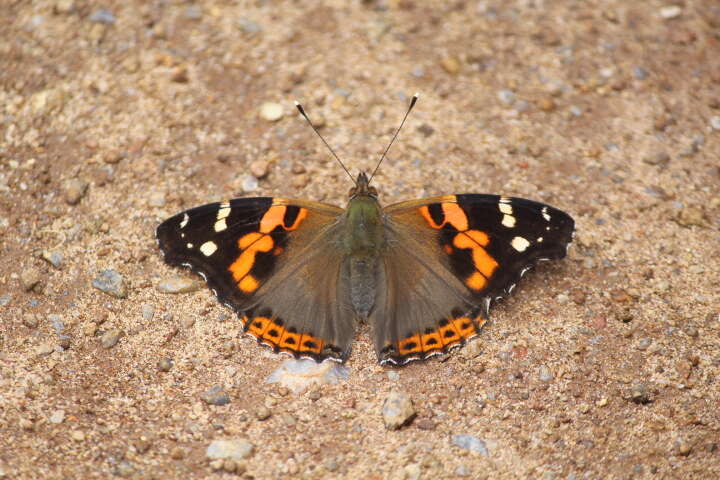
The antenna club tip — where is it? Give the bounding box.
[293,100,300,106]
[413,92,420,99]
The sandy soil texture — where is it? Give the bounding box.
[1,1,719,479]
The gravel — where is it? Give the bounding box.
[452,434,489,455]
[381,390,415,430]
[206,439,254,460]
[156,276,202,294]
[202,385,231,406]
[92,270,128,298]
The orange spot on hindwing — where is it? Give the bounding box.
[389,313,482,363]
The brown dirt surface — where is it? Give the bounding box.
[2,1,719,479]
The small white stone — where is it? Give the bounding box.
[710,116,720,131]
[206,439,254,460]
[259,102,284,122]
[242,175,259,192]
[659,5,682,19]
[49,409,65,424]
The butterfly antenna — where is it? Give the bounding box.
[368,93,419,184]
[294,101,355,184]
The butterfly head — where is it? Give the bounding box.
[349,172,378,199]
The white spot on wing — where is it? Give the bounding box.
[499,202,513,215]
[537,236,543,242]
[502,214,516,228]
[200,241,218,256]
[511,236,530,252]
[214,218,227,232]
[217,206,231,220]
[542,206,551,221]
[179,213,189,229]
[186,243,194,249]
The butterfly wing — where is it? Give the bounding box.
[156,197,355,362]
[372,194,574,365]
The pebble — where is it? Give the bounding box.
[89,8,116,24]
[569,105,583,116]
[675,206,706,227]
[710,116,720,130]
[416,418,436,430]
[637,338,652,351]
[70,430,85,441]
[202,385,231,406]
[659,5,682,20]
[266,358,350,393]
[49,409,65,424]
[156,276,201,294]
[157,357,173,372]
[416,124,435,137]
[452,434,489,455]
[141,304,155,321]
[22,313,39,328]
[92,270,128,298]
[291,174,309,188]
[36,343,55,356]
[259,102,284,122]
[455,465,471,476]
[147,191,166,207]
[54,0,76,14]
[628,384,652,404]
[643,152,670,166]
[241,175,259,192]
[170,447,185,460]
[440,56,460,75]
[206,438,254,460]
[114,461,134,478]
[249,160,270,179]
[633,66,648,80]
[537,97,556,112]
[404,463,421,480]
[171,67,189,83]
[255,406,272,420]
[180,317,195,329]
[20,268,42,292]
[382,390,415,430]
[100,328,123,349]
[41,251,63,269]
[58,336,71,349]
[63,178,88,205]
[497,89,516,105]
[0,293,11,306]
[461,339,483,359]
[238,17,262,35]
[677,441,693,456]
[539,365,554,382]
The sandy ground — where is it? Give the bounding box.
[1,1,719,479]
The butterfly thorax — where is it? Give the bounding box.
[342,173,385,319]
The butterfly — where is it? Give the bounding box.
[156,94,575,366]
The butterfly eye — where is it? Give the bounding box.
[368,186,378,197]
[348,186,357,198]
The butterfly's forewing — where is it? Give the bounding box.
[156,198,355,362]
[373,194,574,365]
